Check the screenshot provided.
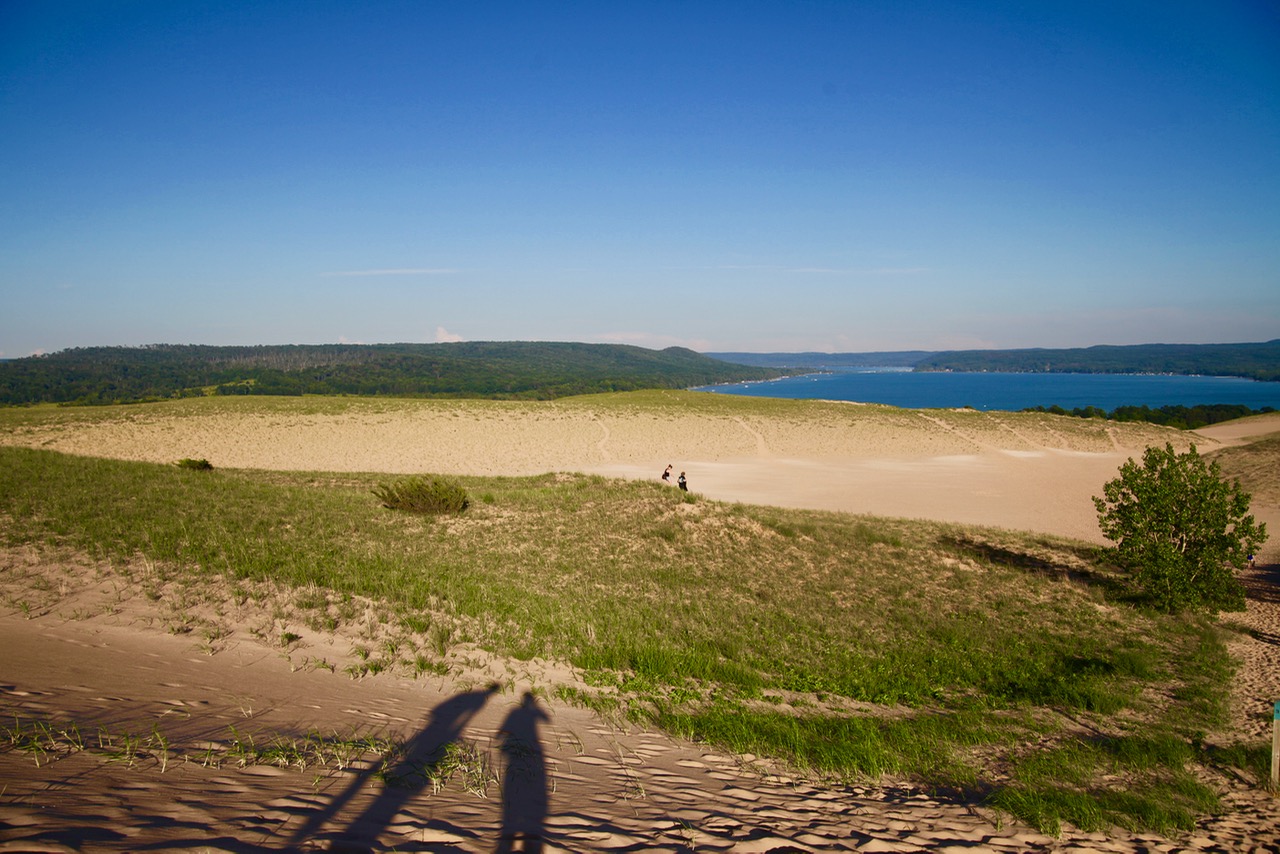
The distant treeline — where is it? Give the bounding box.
[711,341,1280,382]
[1021,403,1276,430]
[0,342,784,405]
[706,350,933,369]
[917,340,1280,382]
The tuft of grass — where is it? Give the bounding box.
[372,475,469,514]
[3,717,86,766]
[1205,741,1275,789]
[225,725,395,772]
[412,653,449,677]
[176,457,213,470]
[379,738,495,796]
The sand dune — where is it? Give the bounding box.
[1,393,1248,543]
[3,396,1279,852]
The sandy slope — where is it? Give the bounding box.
[1,394,1245,543]
[3,397,1279,852]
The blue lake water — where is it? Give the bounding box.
[696,369,1280,412]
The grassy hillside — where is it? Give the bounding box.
[0,342,783,405]
[0,438,1270,834]
[1211,429,1280,508]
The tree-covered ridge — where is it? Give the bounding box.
[916,340,1280,381]
[706,350,934,368]
[1021,403,1275,431]
[0,342,785,405]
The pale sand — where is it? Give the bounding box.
[3,396,1279,851]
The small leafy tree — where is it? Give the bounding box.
[1093,442,1266,613]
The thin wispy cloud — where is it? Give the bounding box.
[716,265,928,275]
[321,268,461,277]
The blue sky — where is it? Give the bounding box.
[2,1,1277,357]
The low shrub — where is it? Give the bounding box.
[372,475,469,515]
[176,458,214,470]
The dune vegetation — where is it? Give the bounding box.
[0,408,1272,835]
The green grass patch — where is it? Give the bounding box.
[653,703,1004,785]
[2,714,396,776]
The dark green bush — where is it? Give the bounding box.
[1094,443,1267,614]
[176,458,214,470]
[372,475,469,515]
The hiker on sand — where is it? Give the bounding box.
[662,464,672,483]
[678,472,688,491]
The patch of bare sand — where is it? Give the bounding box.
[3,395,1279,851]
[1192,412,1280,447]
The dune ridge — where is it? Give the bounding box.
[0,393,1232,542]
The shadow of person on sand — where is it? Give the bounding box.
[495,692,550,853]
[284,683,499,851]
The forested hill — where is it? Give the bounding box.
[706,351,933,368]
[0,342,785,405]
[710,341,1280,381]
[915,340,1280,381]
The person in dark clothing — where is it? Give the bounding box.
[677,472,687,491]
[662,464,672,482]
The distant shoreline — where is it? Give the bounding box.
[695,369,1280,415]
[709,340,1280,383]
